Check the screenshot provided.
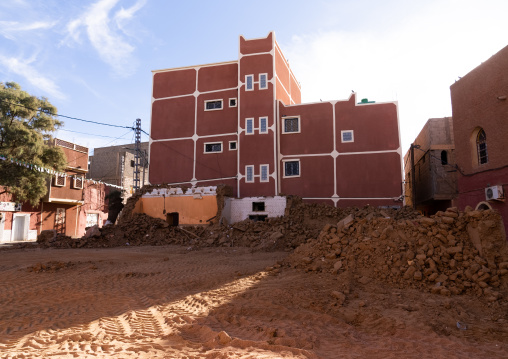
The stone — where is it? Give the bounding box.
[270,231,284,242]
[331,291,346,305]
[217,331,232,345]
[413,271,423,280]
[403,266,416,279]
[333,260,343,271]
[84,225,101,238]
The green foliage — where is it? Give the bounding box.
[0,82,67,205]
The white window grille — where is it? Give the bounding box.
[259,73,268,89]
[341,130,354,143]
[260,164,269,182]
[282,117,300,134]
[73,175,84,189]
[284,160,300,177]
[246,165,254,183]
[246,118,254,134]
[54,173,66,187]
[260,117,268,133]
[246,75,254,91]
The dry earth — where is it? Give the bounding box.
[1,243,507,358]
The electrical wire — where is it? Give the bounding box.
[58,128,132,139]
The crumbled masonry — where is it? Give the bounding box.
[28,191,508,301]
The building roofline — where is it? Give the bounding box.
[152,60,238,74]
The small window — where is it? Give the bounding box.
[246,165,254,183]
[341,130,354,143]
[441,150,448,165]
[284,160,300,177]
[130,160,135,167]
[249,214,267,222]
[260,164,269,182]
[73,175,84,189]
[282,117,300,134]
[204,142,222,153]
[54,174,66,187]
[259,73,268,89]
[246,118,254,135]
[204,99,223,111]
[229,98,237,107]
[252,202,266,212]
[246,75,254,91]
[259,117,268,134]
[229,141,237,150]
[476,129,488,165]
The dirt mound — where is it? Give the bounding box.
[283,207,508,301]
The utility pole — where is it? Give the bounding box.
[133,118,141,193]
[410,143,417,210]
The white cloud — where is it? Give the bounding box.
[281,0,508,155]
[0,20,57,40]
[0,54,66,100]
[64,0,146,76]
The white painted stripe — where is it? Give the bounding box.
[303,197,399,201]
[156,176,238,187]
[153,86,238,102]
[152,60,237,74]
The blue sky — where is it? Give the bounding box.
[1,0,507,156]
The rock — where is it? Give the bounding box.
[84,225,101,238]
[217,331,232,345]
[403,266,417,279]
[270,231,284,242]
[333,260,343,271]
[37,230,57,244]
[413,271,423,280]
[331,291,346,305]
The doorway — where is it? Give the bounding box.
[11,214,29,241]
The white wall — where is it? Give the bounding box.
[222,196,287,224]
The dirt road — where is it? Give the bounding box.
[1,245,507,358]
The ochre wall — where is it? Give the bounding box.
[133,196,218,225]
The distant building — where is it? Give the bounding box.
[450,44,508,234]
[1,138,107,242]
[404,118,457,215]
[88,142,149,199]
[148,32,403,208]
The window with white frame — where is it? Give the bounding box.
[246,118,254,134]
[73,175,84,189]
[245,165,254,183]
[259,73,268,89]
[204,99,223,111]
[245,75,254,91]
[260,164,269,182]
[229,141,237,150]
[259,117,268,134]
[284,160,300,177]
[341,130,354,143]
[229,98,237,107]
[204,142,222,153]
[54,173,66,187]
[282,117,300,134]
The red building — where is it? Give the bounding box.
[450,44,508,234]
[1,139,108,242]
[149,32,403,207]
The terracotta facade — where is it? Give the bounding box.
[149,32,403,207]
[450,44,508,234]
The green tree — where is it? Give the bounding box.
[0,82,67,205]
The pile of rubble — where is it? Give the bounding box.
[283,207,508,301]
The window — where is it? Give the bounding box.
[246,118,254,134]
[229,141,237,150]
[73,175,84,189]
[245,75,254,91]
[282,117,300,134]
[260,117,268,134]
[204,99,223,111]
[476,129,488,165]
[259,73,268,89]
[204,142,222,153]
[441,150,448,165]
[246,165,254,183]
[229,98,237,107]
[260,164,269,182]
[54,173,66,187]
[252,202,266,212]
[284,160,300,177]
[341,130,354,143]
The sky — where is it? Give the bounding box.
[1,0,507,159]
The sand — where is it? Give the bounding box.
[1,244,507,358]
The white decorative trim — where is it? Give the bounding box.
[54,174,66,187]
[72,175,84,190]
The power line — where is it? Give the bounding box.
[59,128,132,139]
[0,98,149,133]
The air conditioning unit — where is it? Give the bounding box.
[485,185,504,201]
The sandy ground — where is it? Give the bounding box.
[1,245,507,358]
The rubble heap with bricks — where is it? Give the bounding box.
[283,206,508,301]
